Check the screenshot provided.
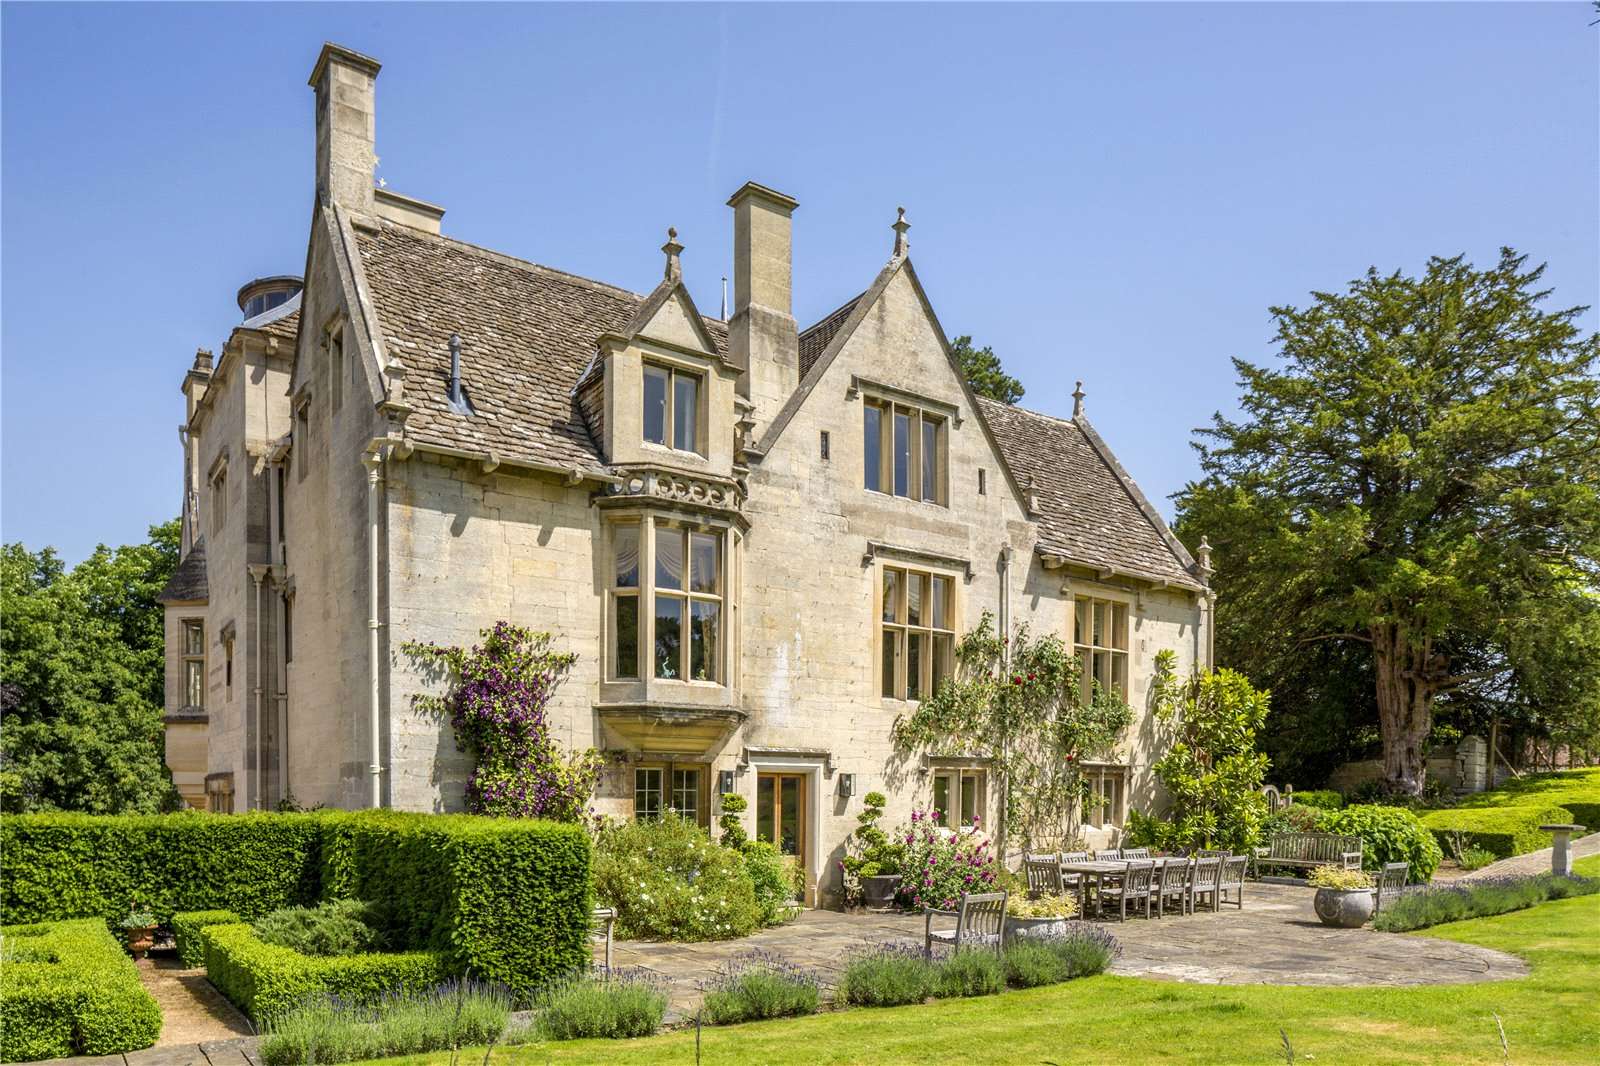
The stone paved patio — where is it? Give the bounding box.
[603,880,1528,1017]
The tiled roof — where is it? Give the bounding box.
[256,307,300,344]
[977,398,1199,587]
[351,221,726,472]
[157,537,208,603]
[798,294,863,379]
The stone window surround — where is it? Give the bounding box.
[1080,761,1129,830]
[641,356,706,457]
[180,618,206,712]
[605,514,739,693]
[1068,586,1135,704]
[205,772,235,815]
[740,752,827,906]
[208,449,229,536]
[931,765,987,829]
[873,557,962,706]
[861,392,949,507]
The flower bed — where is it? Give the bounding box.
[0,918,162,1062]
[1371,873,1600,932]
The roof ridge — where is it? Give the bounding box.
[975,395,1077,430]
[375,219,646,304]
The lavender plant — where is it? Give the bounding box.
[403,622,601,819]
[699,950,821,1023]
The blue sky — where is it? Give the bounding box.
[3,2,1596,562]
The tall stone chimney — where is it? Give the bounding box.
[308,43,381,213]
[727,182,799,432]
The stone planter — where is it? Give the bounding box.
[1312,887,1374,928]
[1004,915,1071,940]
[862,874,902,910]
[125,925,157,959]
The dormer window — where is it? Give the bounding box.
[643,362,702,454]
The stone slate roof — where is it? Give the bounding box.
[157,537,208,603]
[976,398,1200,587]
[352,221,726,472]
[798,294,863,379]
[256,307,301,344]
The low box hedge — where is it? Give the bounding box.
[1291,789,1344,810]
[201,922,449,1024]
[0,918,163,1062]
[1420,804,1575,860]
[1448,768,1600,835]
[171,909,243,967]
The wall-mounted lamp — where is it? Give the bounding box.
[717,769,736,797]
[838,773,856,799]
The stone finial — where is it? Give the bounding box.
[1024,473,1040,515]
[662,227,684,281]
[193,348,215,373]
[1197,535,1214,577]
[1072,380,1085,418]
[891,206,910,258]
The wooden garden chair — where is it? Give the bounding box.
[1098,860,1155,921]
[1153,857,1191,917]
[1190,856,1223,913]
[1217,855,1249,910]
[925,891,1008,957]
[1023,854,1065,898]
[1374,862,1410,914]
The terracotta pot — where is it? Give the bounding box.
[862,874,902,910]
[125,926,157,959]
[1312,887,1374,928]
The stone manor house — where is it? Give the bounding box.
[160,43,1215,905]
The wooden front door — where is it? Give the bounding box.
[756,772,806,861]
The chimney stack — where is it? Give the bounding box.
[309,43,381,213]
[726,181,799,432]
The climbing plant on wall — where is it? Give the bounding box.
[892,611,1132,855]
[403,621,601,820]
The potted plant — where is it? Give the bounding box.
[1307,864,1375,928]
[842,791,903,910]
[120,899,159,959]
[1004,892,1079,939]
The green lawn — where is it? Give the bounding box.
[372,856,1600,1066]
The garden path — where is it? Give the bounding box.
[1453,831,1600,881]
[602,881,1528,1019]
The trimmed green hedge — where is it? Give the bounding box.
[0,812,325,926]
[172,909,243,967]
[344,812,594,996]
[1420,804,1575,860]
[0,918,163,1061]
[1291,790,1344,810]
[1447,768,1600,837]
[1,811,594,999]
[1321,804,1443,882]
[202,922,448,1024]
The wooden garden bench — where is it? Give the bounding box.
[1253,832,1362,875]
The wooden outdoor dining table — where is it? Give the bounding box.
[1059,860,1132,917]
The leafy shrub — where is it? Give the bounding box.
[1292,790,1344,810]
[930,949,1006,998]
[841,791,903,902]
[253,899,384,957]
[592,815,763,940]
[894,812,1000,910]
[1002,924,1119,986]
[835,943,935,1007]
[202,922,449,1024]
[1307,865,1373,890]
[1321,804,1442,882]
[717,792,749,848]
[259,979,514,1066]
[740,841,801,927]
[1371,873,1600,932]
[171,909,241,967]
[1458,846,1497,872]
[0,918,163,1061]
[1005,893,1078,919]
[534,970,669,1040]
[700,950,820,1024]
[1419,804,1575,860]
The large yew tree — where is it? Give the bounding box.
[1178,250,1600,795]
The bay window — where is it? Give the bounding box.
[881,566,955,701]
[608,520,731,686]
[181,620,205,709]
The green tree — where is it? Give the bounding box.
[950,335,1025,404]
[892,612,1131,855]
[1,520,182,813]
[1177,250,1600,795]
